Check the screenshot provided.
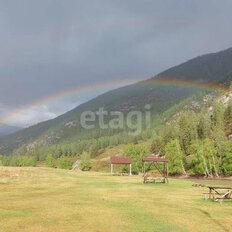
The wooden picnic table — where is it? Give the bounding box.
[206,186,232,202]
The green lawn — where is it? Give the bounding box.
[0,167,231,232]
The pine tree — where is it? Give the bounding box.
[211,126,227,172]
[150,136,164,155]
[162,124,178,145]
[212,101,225,129]
[178,111,198,154]
[225,99,232,122]
[224,98,232,135]
[197,110,211,139]
[89,142,99,158]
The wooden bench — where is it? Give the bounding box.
[214,191,232,202]
[205,186,232,203]
[113,172,129,176]
[143,175,168,184]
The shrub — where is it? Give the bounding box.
[8,155,37,167]
[189,139,218,177]
[58,155,73,170]
[0,155,7,166]
[46,154,56,168]
[165,139,185,175]
[121,144,148,174]
[19,156,37,167]
[222,142,232,175]
[80,152,91,171]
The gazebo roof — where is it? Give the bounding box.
[142,157,169,163]
[110,156,132,164]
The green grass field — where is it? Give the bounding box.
[0,167,231,232]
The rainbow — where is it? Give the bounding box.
[0,78,225,127]
[141,78,226,92]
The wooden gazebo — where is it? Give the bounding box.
[142,157,169,183]
[110,156,132,176]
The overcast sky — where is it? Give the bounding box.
[0,0,232,127]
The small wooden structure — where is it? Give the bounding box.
[204,186,232,203]
[142,157,169,183]
[110,156,132,176]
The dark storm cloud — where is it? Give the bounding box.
[0,0,232,126]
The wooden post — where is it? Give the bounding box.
[166,163,169,183]
[129,164,132,176]
[163,162,165,177]
[111,163,113,175]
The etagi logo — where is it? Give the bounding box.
[80,104,151,136]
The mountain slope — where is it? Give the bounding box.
[1,47,232,155]
[156,47,232,83]
[0,84,203,155]
[0,124,22,138]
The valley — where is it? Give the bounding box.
[0,48,232,179]
[0,167,231,232]
[1,2,232,232]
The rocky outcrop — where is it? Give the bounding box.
[72,160,81,172]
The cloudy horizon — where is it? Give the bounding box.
[1,0,232,127]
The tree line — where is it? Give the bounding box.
[2,94,232,177]
[151,99,232,176]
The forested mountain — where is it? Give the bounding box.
[150,91,232,176]
[155,47,232,83]
[1,47,232,155]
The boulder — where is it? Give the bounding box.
[72,160,81,172]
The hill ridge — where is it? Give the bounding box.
[1,47,232,155]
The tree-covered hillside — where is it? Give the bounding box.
[156,47,232,83]
[2,90,232,177]
[1,47,232,155]
[151,94,232,176]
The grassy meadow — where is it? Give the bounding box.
[0,167,231,232]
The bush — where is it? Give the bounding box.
[189,139,218,177]
[8,156,20,166]
[46,154,56,168]
[222,142,232,175]
[58,155,73,170]
[165,139,185,175]
[0,155,7,166]
[20,156,37,167]
[8,155,37,167]
[80,152,91,171]
[121,144,148,174]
